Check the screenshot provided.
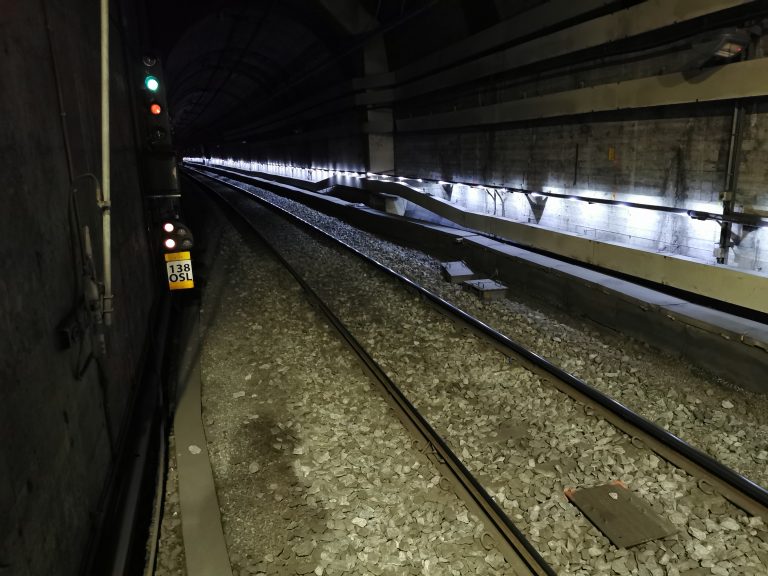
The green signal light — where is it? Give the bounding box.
[145,75,160,92]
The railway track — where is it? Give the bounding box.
[183,166,768,574]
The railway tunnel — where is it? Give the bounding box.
[3,1,768,575]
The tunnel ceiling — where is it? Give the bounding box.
[143,0,512,147]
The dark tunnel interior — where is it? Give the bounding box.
[3,1,768,575]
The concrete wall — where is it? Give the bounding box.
[443,183,723,262]
[394,104,739,264]
[394,110,767,271]
[393,29,768,273]
[204,8,768,275]
[0,1,155,574]
[210,113,368,174]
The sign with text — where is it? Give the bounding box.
[165,251,194,290]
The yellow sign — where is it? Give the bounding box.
[164,251,194,290]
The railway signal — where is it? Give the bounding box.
[144,74,160,92]
[139,56,170,142]
[137,55,178,199]
[161,220,194,251]
[160,220,194,290]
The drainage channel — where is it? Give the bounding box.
[184,165,768,528]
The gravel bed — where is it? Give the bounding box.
[153,432,187,576]
[201,169,768,492]
[198,225,514,576]
[211,182,768,576]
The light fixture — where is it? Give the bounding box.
[144,75,160,92]
[690,29,750,68]
[687,210,711,221]
[714,41,744,58]
[161,220,195,252]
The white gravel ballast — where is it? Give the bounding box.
[198,226,518,576]
[203,170,768,493]
[204,176,768,576]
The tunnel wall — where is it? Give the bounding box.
[395,106,767,269]
[211,115,368,174]
[394,33,768,273]
[0,1,155,575]
[199,6,768,275]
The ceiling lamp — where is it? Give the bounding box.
[691,29,750,68]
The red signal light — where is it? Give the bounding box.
[150,103,162,115]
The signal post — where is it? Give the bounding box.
[137,56,195,292]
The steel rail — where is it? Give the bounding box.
[183,169,556,576]
[183,165,768,523]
